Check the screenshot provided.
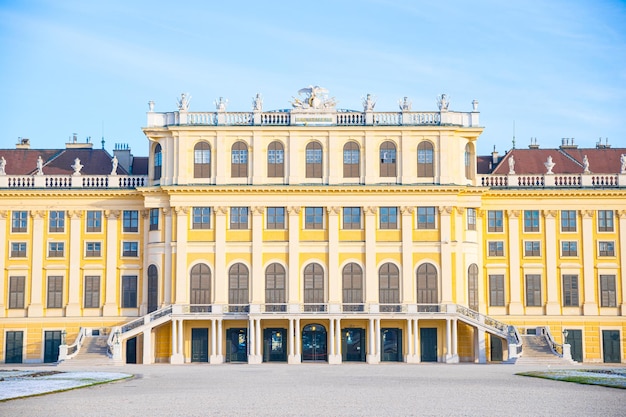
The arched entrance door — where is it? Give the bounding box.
[302,324,327,362]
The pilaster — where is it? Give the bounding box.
[28,210,45,317]
[103,210,120,316]
[581,210,598,315]
[174,206,189,304]
[214,206,227,304]
[364,206,377,304]
[439,206,453,304]
[327,206,340,304]
[506,210,523,314]
[287,207,300,306]
[400,206,414,303]
[618,211,626,315]
[162,208,172,304]
[0,211,6,315]
[251,206,264,303]
[65,210,83,316]
[544,210,560,314]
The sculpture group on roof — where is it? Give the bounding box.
[291,85,337,110]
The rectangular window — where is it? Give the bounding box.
[122,275,138,308]
[192,207,211,229]
[417,207,436,229]
[525,274,542,307]
[48,242,65,258]
[149,208,159,231]
[84,276,100,308]
[342,207,361,229]
[232,149,248,164]
[230,207,249,229]
[9,276,25,309]
[266,207,286,230]
[123,210,139,232]
[49,210,65,233]
[47,276,63,308]
[599,241,615,257]
[561,241,578,257]
[11,211,28,233]
[562,274,579,307]
[600,275,616,307]
[305,207,324,230]
[85,242,101,257]
[467,208,476,231]
[122,241,139,257]
[306,148,322,163]
[268,149,284,164]
[598,210,614,232]
[489,274,505,306]
[560,210,577,232]
[488,241,504,257]
[487,210,503,232]
[86,210,102,233]
[524,241,541,257]
[379,207,398,229]
[524,210,540,232]
[343,149,359,164]
[10,242,27,258]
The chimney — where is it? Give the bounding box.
[113,143,133,174]
[15,138,31,149]
[528,137,540,149]
[491,146,499,165]
[560,138,578,149]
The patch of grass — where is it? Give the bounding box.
[517,369,626,389]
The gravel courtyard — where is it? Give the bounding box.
[2,363,625,416]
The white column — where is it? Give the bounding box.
[214,207,228,305]
[329,318,335,356]
[248,319,255,362]
[406,318,413,362]
[0,211,7,315]
[327,207,340,307]
[142,329,153,364]
[544,210,560,315]
[251,207,264,304]
[367,318,378,364]
[178,319,184,361]
[256,319,262,357]
[28,210,45,317]
[364,207,377,304]
[65,211,83,316]
[328,318,342,364]
[451,319,459,363]
[288,318,297,363]
[174,207,189,304]
[287,207,300,309]
[103,210,120,316]
[335,319,341,359]
[619,211,626,315]
[217,319,223,360]
[414,318,420,362]
[507,210,523,314]
[375,318,381,361]
[439,207,453,304]
[445,318,452,362]
[171,318,184,364]
[295,318,301,360]
[210,319,217,362]
[163,208,172,304]
[401,207,414,304]
[476,329,486,363]
[581,210,598,315]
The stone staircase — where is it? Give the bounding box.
[58,336,119,367]
[514,335,576,366]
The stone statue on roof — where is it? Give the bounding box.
[582,155,590,174]
[620,154,626,174]
[252,93,263,111]
[291,86,336,110]
[215,97,228,111]
[177,93,191,111]
[508,155,515,175]
[398,96,412,111]
[437,94,449,111]
[362,94,376,111]
[111,155,118,176]
[71,158,83,176]
[36,156,44,175]
[0,156,6,175]
[544,155,555,175]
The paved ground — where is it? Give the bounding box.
[2,363,625,416]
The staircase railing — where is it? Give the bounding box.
[542,326,563,356]
[58,327,88,361]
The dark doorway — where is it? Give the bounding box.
[420,328,438,362]
[381,328,402,362]
[565,329,583,363]
[302,324,327,362]
[342,328,366,362]
[226,328,248,363]
[263,328,287,362]
[44,331,62,363]
[147,265,158,313]
[602,330,621,363]
[5,331,23,363]
[191,328,209,362]
[126,337,137,364]
[490,335,503,362]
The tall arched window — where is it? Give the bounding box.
[379,263,400,312]
[379,141,397,177]
[153,143,162,180]
[194,142,211,178]
[342,263,363,311]
[228,263,249,312]
[417,141,434,177]
[305,141,323,178]
[231,141,248,178]
[147,264,158,313]
[417,263,438,304]
[465,143,474,180]
[304,263,325,311]
[190,263,211,311]
[265,263,286,312]
[343,142,360,178]
[267,141,285,178]
[468,264,479,311]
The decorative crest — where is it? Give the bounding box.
[291,85,336,110]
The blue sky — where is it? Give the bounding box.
[1,0,624,156]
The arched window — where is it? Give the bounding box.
[228,263,249,311]
[465,143,474,180]
[194,142,211,178]
[147,265,158,313]
[417,263,438,304]
[342,263,363,311]
[379,141,397,177]
[305,141,323,178]
[265,263,286,312]
[343,142,360,178]
[379,263,400,312]
[153,144,162,180]
[267,141,285,178]
[468,264,479,311]
[304,263,325,311]
[190,264,211,311]
[231,141,248,178]
[417,141,434,177]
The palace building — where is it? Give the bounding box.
[1,87,624,365]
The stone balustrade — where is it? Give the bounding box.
[478,173,626,188]
[0,174,148,189]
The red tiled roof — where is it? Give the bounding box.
[0,148,128,175]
